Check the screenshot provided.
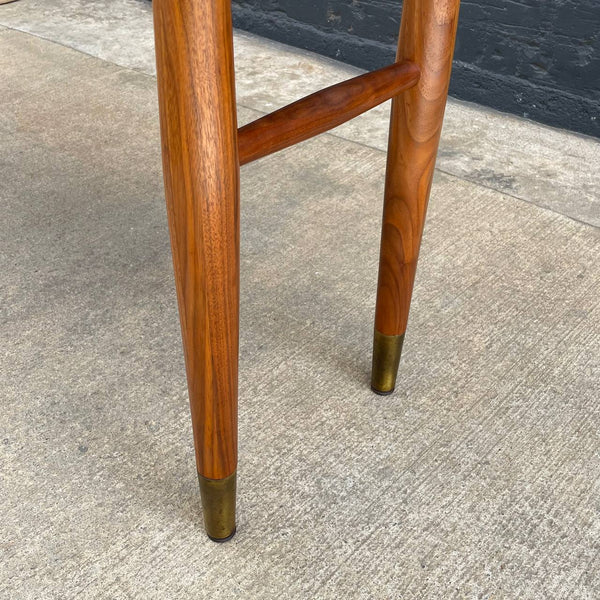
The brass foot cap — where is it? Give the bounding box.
[198,471,237,542]
[371,331,405,395]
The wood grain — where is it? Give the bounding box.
[153,0,239,480]
[374,0,461,337]
[238,61,420,166]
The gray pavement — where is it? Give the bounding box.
[1,2,599,599]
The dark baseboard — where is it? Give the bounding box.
[232,4,599,138]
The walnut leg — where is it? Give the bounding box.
[371,0,461,394]
[153,0,240,541]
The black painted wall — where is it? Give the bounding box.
[232,0,600,137]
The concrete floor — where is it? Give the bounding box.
[1,1,599,598]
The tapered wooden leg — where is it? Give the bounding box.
[153,0,240,541]
[372,0,461,394]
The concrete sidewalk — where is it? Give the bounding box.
[1,1,599,598]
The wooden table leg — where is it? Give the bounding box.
[153,0,240,541]
[371,0,461,394]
